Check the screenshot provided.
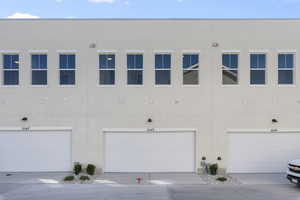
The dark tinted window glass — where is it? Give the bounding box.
[135,55,143,69]
[127,70,143,85]
[100,54,115,69]
[279,54,294,68]
[127,55,143,69]
[4,71,19,85]
[60,55,75,69]
[155,55,163,69]
[222,70,238,84]
[40,55,47,69]
[100,70,115,85]
[155,54,171,69]
[250,70,265,85]
[223,54,238,69]
[278,70,293,84]
[60,70,75,85]
[32,55,47,69]
[4,55,19,69]
[155,71,171,85]
[251,54,266,69]
[60,55,67,68]
[183,70,199,85]
[32,71,47,85]
[183,54,199,69]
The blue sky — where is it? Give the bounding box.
[2,0,300,19]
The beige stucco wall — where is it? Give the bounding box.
[0,19,300,171]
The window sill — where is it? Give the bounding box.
[59,85,77,88]
[1,85,20,88]
[30,85,49,88]
[154,84,172,88]
[126,85,144,87]
[97,85,116,88]
[277,84,296,87]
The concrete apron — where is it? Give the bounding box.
[0,172,205,185]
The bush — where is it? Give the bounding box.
[86,164,96,176]
[216,177,227,182]
[64,175,75,182]
[209,163,218,175]
[73,163,82,175]
[79,175,90,181]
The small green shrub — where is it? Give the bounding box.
[216,177,227,182]
[209,163,218,175]
[79,175,90,181]
[73,163,82,175]
[86,164,96,176]
[64,175,75,182]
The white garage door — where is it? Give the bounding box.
[228,133,300,173]
[104,132,195,172]
[0,131,72,172]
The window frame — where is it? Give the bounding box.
[126,53,144,86]
[249,53,267,86]
[31,54,48,86]
[98,53,116,87]
[3,54,20,86]
[221,52,239,85]
[154,53,172,86]
[182,53,200,86]
[58,53,76,86]
[277,52,296,86]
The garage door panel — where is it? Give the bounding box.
[0,131,72,172]
[228,134,300,173]
[104,132,195,172]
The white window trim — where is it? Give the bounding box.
[31,53,48,86]
[127,53,144,86]
[2,54,20,87]
[28,50,49,53]
[58,54,76,86]
[182,53,200,86]
[56,50,77,53]
[154,53,172,86]
[277,52,296,86]
[221,53,239,86]
[97,49,117,53]
[98,53,116,87]
[249,53,267,86]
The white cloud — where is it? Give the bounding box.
[56,0,63,3]
[7,13,40,19]
[88,0,115,3]
[177,0,183,2]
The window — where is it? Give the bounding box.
[222,54,238,85]
[3,54,19,85]
[183,54,199,85]
[278,53,294,84]
[155,54,171,85]
[59,54,75,85]
[32,54,47,85]
[99,54,115,85]
[250,54,266,85]
[127,54,143,85]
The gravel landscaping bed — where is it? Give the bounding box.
[200,174,242,185]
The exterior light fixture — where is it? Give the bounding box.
[272,119,278,123]
[202,156,206,161]
[147,118,152,123]
[89,43,96,48]
[217,156,222,161]
[212,42,219,47]
[21,117,28,122]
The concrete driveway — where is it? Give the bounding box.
[0,183,299,200]
[0,172,298,200]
